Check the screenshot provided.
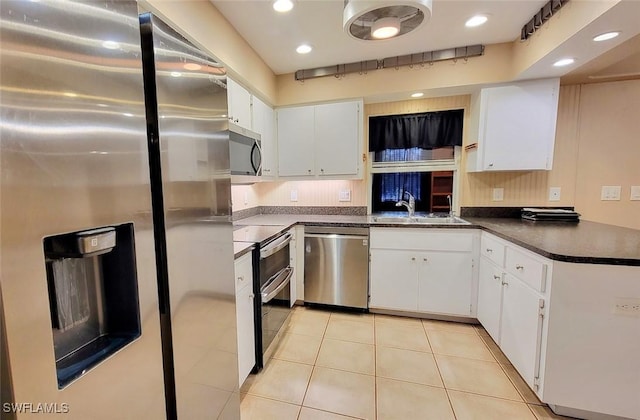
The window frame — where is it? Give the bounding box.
[367,146,462,215]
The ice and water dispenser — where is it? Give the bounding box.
[43,223,141,388]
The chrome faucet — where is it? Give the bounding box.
[447,194,453,218]
[396,192,416,218]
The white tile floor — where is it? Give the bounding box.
[240,306,572,420]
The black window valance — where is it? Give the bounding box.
[369,109,464,152]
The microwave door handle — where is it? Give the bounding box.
[261,267,293,303]
[250,141,262,174]
[260,232,292,259]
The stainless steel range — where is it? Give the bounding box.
[233,225,294,369]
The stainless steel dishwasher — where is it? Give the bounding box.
[304,226,369,309]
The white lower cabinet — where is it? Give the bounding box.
[369,249,418,311]
[369,228,476,317]
[500,273,545,390]
[477,232,548,393]
[234,252,255,385]
[417,251,473,315]
[477,257,504,343]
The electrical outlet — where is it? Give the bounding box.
[549,187,561,201]
[290,189,298,202]
[338,189,351,202]
[630,186,640,201]
[492,188,504,202]
[613,298,640,317]
[601,186,621,201]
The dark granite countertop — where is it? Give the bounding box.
[232,214,640,266]
[233,242,254,259]
[466,218,640,266]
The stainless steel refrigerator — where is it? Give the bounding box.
[0,1,239,418]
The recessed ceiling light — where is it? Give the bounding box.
[122,113,134,117]
[593,31,620,42]
[411,92,424,98]
[97,103,109,107]
[371,17,401,39]
[63,92,77,97]
[273,0,293,13]
[170,71,182,77]
[553,58,575,67]
[183,63,202,71]
[296,44,312,54]
[465,15,488,28]
[102,40,119,50]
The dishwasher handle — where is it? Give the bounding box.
[304,233,369,241]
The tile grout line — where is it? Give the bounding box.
[298,308,331,417]
[423,321,458,420]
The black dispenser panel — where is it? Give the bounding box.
[43,223,141,388]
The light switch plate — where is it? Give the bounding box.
[492,188,504,202]
[631,186,640,201]
[338,189,351,202]
[601,186,621,201]
[290,189,298,202]
[549,187,561,201]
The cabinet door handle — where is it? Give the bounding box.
[237,276,244,282]
[307,169,312,173]
[486,248,493,253]
[501,280,509,286]
[411,257,416,261]
[515,265,524,270]
[249,293,255,299]
[493,275,501,280]
[423,257,428,262]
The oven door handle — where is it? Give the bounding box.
[260,232,292,259]
[261,266,293,303]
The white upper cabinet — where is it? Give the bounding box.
[276,100,363,179]
[467,78,560,172]
[251,96,276,178]
[227,77,252,130]
[314,101,360,177]
[277,105,315,176]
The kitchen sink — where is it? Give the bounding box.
[370,214,471,225]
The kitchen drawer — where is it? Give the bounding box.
[505,246,547,292]
[370,228,475,252]
[234,252,253,292]
[481,233,506,267]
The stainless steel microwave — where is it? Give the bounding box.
[229,123,262,184]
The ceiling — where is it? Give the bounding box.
[210,0,640,91]
[211,0,550,76]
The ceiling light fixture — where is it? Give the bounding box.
[465,15,488,27]
[593,31,620,42]
[371,17,401,39]
[344,0,432,41]
[411,92,424,98]
[273,0,293,13]
[170,71,182,77]
[296,44,312,54]
[63,92,78,97]
[553,58,575,67]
